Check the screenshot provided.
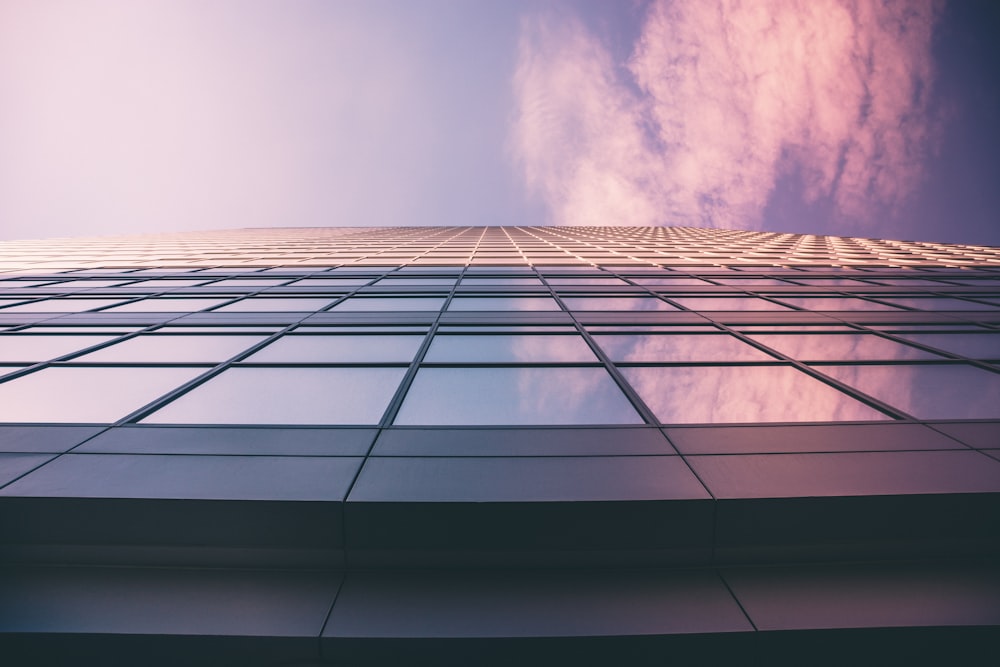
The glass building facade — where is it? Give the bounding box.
[0,226,998,665]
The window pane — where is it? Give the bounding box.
[331,297,445,311]
[374,277,456,286]
[76,335,267,362]
[105,298,231,312]
[214,298,334,312]
[561,297,676,311]
[0,367,205,423]
[772,297,902,311]
[814,364,1000,420]
[1,298,126,312]
[621,366,888,423]
[394,367,643,425]
[748,334,941,361]
[670,297,790,311]
[142,367,406,425]
[595,334,773,362]
[893,333,1000,359]
[424,334,597,362]
[876,297,999,311]
[246,335,424,363]
[0,335,117,362]
[448,297,560,311]
[460,277,543,286]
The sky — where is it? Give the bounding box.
[1,0,998,245]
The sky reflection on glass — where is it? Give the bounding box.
[876,297,999,311]
[621,365,888,423]
[1,298,126,312]
[0,334,117,362]
[670,297,790,311]
[424,334,597,362]
[143,366,406,424]
[773,296,902,311]
[214,297,335,312]
[560,297,675,311]
[77,334,267,363]
[106,298,231,312]
[331,297,446,311]
[448,296,561,311]
[749,334,941,361]
[893,333,1000,359]
[0,366,205,423]
[813,364,1000,420]
[595,334,773,362]
[394,367,643,425]
[246,334,424,363]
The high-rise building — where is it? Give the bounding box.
[1,226,998,665]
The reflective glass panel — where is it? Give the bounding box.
[560,297,676,311]
[814,364,1000,420]
[670,297,790,311]
[106,298,231,312]
[424,334,597,362]
[448,297,560,311]
[0,366,205,423]
[50,280,134,288]
[142,366,406,425]
[214,298,334,312]
[0,335,118,362]
[132,279,209,288]
[595,334,773,362]
[891,333,1000,359]
[290,278,371,286]
[876,297,999,311]
[246,335,424,363]
[394,367,643,425]
[331,297,445,311]
[773,297,902,311]
[207,278,290,287]
[1,298,126,312]
[631,278,711,286]
[621,365,888,423]
[77,335,267,363]
[547,277,628,285]
[748,334,941,361]
[461,277,543,286]
[710,278,792,286]
[375,277,456,286]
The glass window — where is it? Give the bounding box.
[875,297,999,311]
[460,277,543,286]
[0,366,205,423]
[772,297,902,311]
[670,297,790,311]
[142,366,406,425]
[105,298,231,312]
[1,298,126,312]
[206,278,290,287]
[213,297,335,312]
[374,277,456,286]
[246,334,424,363]
[289,278,371,287]
[813,364,1000,420]
[630,277,712,286]
[47,280,134,288]
[710,278,793,286]
[595,334,773,362]
[620,365,889,424]
[546,277,628,285]
[560,297,676,311]
[448,297,560,311]
[0,335,118,362]
[394,367,643,425]
[331,297,445,311]
[748,334,941,361]
[424,334,597,362]
[76,334,267,363]
[131,279,210,288]
[893,333,1000,359]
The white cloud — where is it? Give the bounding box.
[510,0,942,230]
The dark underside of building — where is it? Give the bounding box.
[0,226,998,665]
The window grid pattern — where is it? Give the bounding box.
[0,226,997,426]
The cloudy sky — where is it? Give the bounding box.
[1,0,997,245]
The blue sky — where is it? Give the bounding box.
[1,0,997,245]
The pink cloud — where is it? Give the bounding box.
[510,0,942,230]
